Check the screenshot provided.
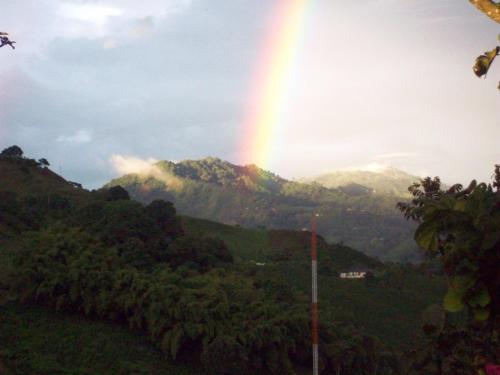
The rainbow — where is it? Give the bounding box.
[239,0,309,169]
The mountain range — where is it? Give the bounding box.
[106,157,423,262]
[300,166,419,196]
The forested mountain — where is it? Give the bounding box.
[106,157,421,262]
[0,147,446,374]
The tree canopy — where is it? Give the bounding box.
[0,145,23,159]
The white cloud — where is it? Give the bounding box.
[110,154,184,189]
[110,154,158,175]
[128,17,155,38]
[57,129,92,143]
[373,152,418,160]
[101,38,118,49]
[59,4,123,27]
[341,162,392,173]
[56,0,191,39]
[0,0,192,59]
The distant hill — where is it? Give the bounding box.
[106,158,421,262]
[0,158,86,200]
[301,167,421,196]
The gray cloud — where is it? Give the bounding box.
[0,0,498,188]
[57,129,92,143]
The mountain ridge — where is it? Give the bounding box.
[300,166,421,196]
[106,157,421,262]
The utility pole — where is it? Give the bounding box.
[311,213,319,375]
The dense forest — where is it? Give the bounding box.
[1,146,497,374]
[107,157,421,263]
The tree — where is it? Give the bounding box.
[398,169,500,373]
[165,236,233,272]
[106,185,130,201]
[145,199,183,238]
[398,171,499,323]
[38,158,50,168]
[0,145,23,159]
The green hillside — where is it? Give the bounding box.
[0,304,202,375]
[182,216,444,348]
[0,158,86,200]
[106,158,421,262]
[0,148,446,374]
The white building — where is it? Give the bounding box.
[340,271,367,279]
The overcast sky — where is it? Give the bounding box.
[0,0,499,188]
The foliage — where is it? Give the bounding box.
[405,320,499,375]
[398,171,500,322]
[473,47,499,79]
[0,304,201,375]
[398,167,500,373]
[107,157,421,262]
[0,145,23,159]
[468,0,500,24]
[70,198,183,268]
[146,199,184,238]
[0,196,401,373]
[37,158,50,167]
[106,185,131,201]
[184,217,446,350]
[2,224,400,374]
[468,0,500,89]
[165,235,233,272]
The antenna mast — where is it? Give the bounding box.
[311,213,319,375]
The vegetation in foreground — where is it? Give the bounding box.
[397,169,500,374]
[0,147,409,374]
[1,146,497,374]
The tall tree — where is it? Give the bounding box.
[0,145,23,159]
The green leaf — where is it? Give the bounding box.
[473,307,490,321]
[421,304,445,333]
[473,47,500,77]
[453,200,467,212]
[468,288,491,308]
[481,231,500,250]
[415,220,440,251]
[443,288,465,312]
[450,275,475,290]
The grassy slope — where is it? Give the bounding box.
[0,240,200,375]
[0,304,201,375]
[182,216,446,349]
[0,160,85,201]
[0,160,197,374]
[0,215,444,373]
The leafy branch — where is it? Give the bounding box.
[469,0,500,24]
[398,167,500,323]
[469,1,500,89]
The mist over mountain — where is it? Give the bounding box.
[300,167,421,196]
[106,157,421,262]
